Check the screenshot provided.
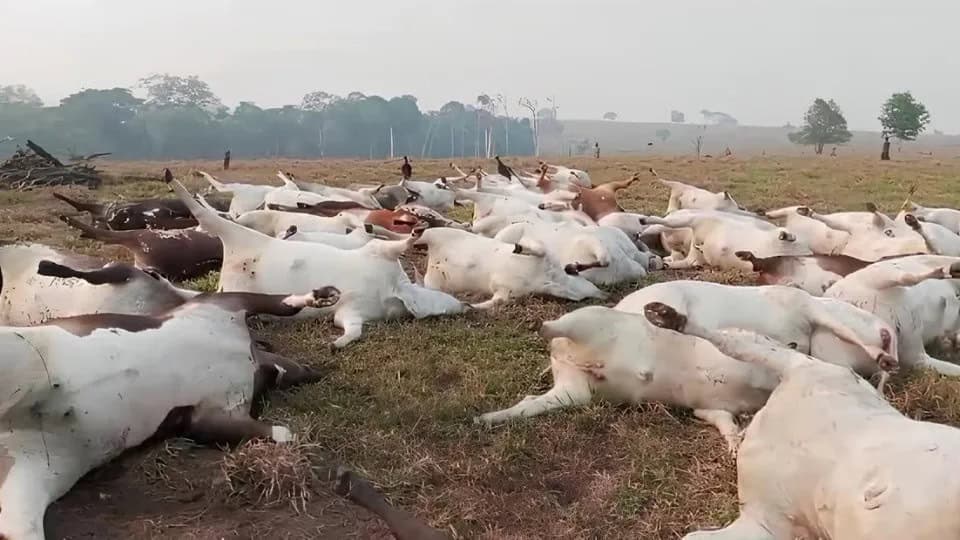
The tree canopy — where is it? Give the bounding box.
[0,79,535,160]
[788,98,852,154]
[879,91,931,141]
[603,112,618,121]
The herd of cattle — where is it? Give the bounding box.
[4,158,960,539]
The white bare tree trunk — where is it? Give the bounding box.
[389,126,395,159]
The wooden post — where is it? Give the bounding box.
[223,150,231,170]
[881,134,891,161]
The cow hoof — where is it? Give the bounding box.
[904,213,921,231]
[271,425,296,443]
[949,262,960,279]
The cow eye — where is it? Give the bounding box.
[884,229,895,237]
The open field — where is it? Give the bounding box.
[6,154,960,539]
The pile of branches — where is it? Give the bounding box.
[0,140,104,190]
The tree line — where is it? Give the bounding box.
[789,91,931,159]
[0,75,536,160]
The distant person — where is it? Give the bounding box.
[223,150,231,170]
[594,142,600,159]
[830,147,837,157]
[401,156,412,179]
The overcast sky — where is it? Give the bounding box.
[3,0,958,132]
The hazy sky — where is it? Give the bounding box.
[3,0,958,132]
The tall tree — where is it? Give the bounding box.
[879,91,930,160]
[138,74,222,111]
[0,84,42,106]
[788,98,852,155]
[301,91,338,111]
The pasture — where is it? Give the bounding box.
[6,154,960,539]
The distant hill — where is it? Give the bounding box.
[546,119,960,157]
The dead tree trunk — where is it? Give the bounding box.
[223,150,231,170]
[881,134,891,161]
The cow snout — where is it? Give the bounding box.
[537,203,548,210]
[877,352,898,373]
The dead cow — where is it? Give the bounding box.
[59,215,222,281]
[413,227,606,309]
[0,243,197,325]
[0,288,339,540]
[616,280,897,385]
[824,255,960,376]
[642,302,960,540]
[170,180,466,347]
[53,191,229,231]
[475,305,781,452]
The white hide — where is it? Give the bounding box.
[667,321,960,540]
[281,226,373,249]
[615,280,897,379]
[643,211,811,271]
[493,221,660,285]
[400,179,457,211]
[767,206,926,260]
[414,227,605,309]
[475,306,780,453]
[199,171,274,217]
[899,202,960,234]
[898,213,960,255]
[539,163,592,188]
[172,181,465,347]
[597,212,649,238]
[235,209,361,237]
[656,177,741,214]
[279,172,381,208]
[0,293,320,540]
[824,254,960,375]
[0,244,196,325]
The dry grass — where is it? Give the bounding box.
[221,439,322,514]
[14,153,960,538]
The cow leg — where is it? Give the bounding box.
[471,290,509,310]
[334,467,448,540]
[0,446,68,540]
[862,263,960,289]
[694,409,742,456]
[683,515,775,540]
[332,310,365,348]
[665,246,703,269]
[184,407,294,446]
[475,360,592,425]
[253,348,328,393]
[918,352,960,376]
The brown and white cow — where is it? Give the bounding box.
[59,215,222,281]
[0,287,339,540]
[53,191,230,231]
[0,243,197,325]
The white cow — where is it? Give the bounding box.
[651,170,742,214]
[0,288,338,540]
[898,201,960,234]
[901,213,960,256]
[171,180,465,347]
[616,280,897,383]
[643,302,960,540]
[642,210,810,271]
[494,221,661,285]
[0,244,197,325]
[234,209,361,237]
[199,171,274,217]
[824,254,960,375]
[413,227,605,309]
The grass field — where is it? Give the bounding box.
[7,154,960,539]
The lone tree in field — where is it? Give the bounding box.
[879,91,930,160]
[603,111,618,120]
[788,98,852,155]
